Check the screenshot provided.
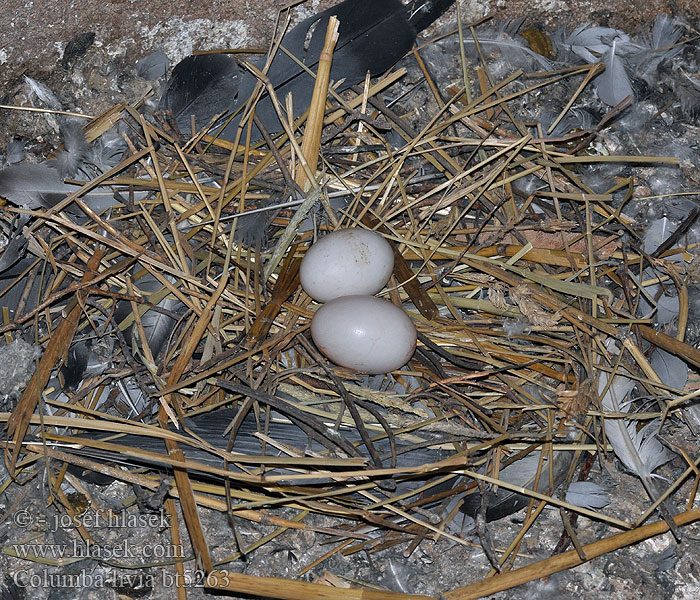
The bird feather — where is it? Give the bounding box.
[87,127,128,173]
[136,50,170,81]
[0,214,30,276]
[0,163,114,214]
[643,217,675,255]
[24,76,62,111]
[113,271,186,360]
[55,118,90,179]
[60,342,89,391]
[676,72,700,118]
[635,264,680,327]
[598,339,671,481]
[560,24,632,63]
[565,481,611,510]
[461,449,573,521]
[650,348,688,393]
[595,38,634,106]
[4,141,25,166]
[218,0,455,140]
[159,53,240,134]
[404,0,454,33]
[630,14,683,86]
[462,23,552,73]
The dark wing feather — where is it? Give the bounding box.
[64,408,451,494]
[0,214,30,276]
[60,342,89,390]
[219,0,454,140]
[405,0,456,33]
[159,53,240,134]
[113,271,185,360]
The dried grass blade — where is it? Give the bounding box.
[206,570,436,600]
[5,247,105,474]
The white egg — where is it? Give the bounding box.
[300,228,394,302]
[311,295,416,374]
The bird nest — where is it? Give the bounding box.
[1,5,700,599]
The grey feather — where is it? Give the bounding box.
[553,25,637,106]
[650,348,688,391]
[676,72,700,118]
[55,118,90,178]
[0,214,30,276]
[539,106,595,137]
[136,296,184,360]
[565,481,611,509]
[595,38,634,106]
[653,544,678,572]
[636,266,680,327]
[232,201,277,248]
[60,336,113,392]
[461,448,573,520]
[630,14,683,86]
[598,340,671,481]
[650,346,699,435]
[644,217,676,254]
[0,339,42,405]
[561,24,632,64]
[24,76,63,111]
[463,22,552,72]
[4,141,25,165]
[136,50,170,81]
[86,127,128,173]
[0,163,115,214]
[55,120,127,179]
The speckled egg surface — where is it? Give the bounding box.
[300,228,394,302]
[310,295,416,374]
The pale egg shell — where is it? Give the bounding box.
[311,295,416,374]
[300,228,394,302]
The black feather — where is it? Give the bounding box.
[63,407,452,493]
[405,0,454,33]
[113,271,186,361]
[0,214,30,276]
[60,342,89,391]
[159,53,240,134]
[59,338,113,392]
[218,0,455,140]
